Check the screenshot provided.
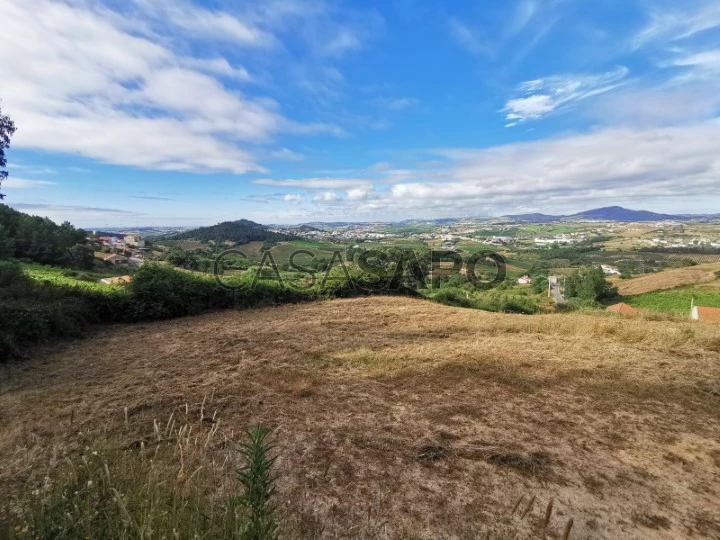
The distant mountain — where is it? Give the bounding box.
[506,206,715,223]
[398,218,460,225]
[570,206,677,221]
[506,213,559,223]
[173,219,291,244]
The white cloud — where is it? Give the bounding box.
[503,67,629,124]
[0,0,345,175]
[674,49,720,72]
[9,203,145,224]
[255,178,372,190]
[633,2,720,49]
[590,85,720,127]
[183,57,252,81]
[346,188,370,201]
[2,178,56,188]
[313,191,340,202]
[275,122,720,217]
[504,95,555,121]
[268,148,305,161]
[407,123,720,209]
[283,194,304,204]
[132,0,274,46]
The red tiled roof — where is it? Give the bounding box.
[695,306,720,321]
[606,302,640,315]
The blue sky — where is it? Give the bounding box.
[2,0,720,227]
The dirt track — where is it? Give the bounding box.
[1,297,719,538]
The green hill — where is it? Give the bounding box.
[173,219,291,244]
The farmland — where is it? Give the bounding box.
[616,261,720,295]
[2,297,719,538]
[625,286,720,315]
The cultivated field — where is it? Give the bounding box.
[616,261,720,295]
[2,297,720,538]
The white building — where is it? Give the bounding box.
[601,264,621,275]
[517,275,532,285]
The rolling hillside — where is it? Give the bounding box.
[616,261,720,295]
[2,297,719,539]
[507,205,720,222]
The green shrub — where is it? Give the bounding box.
[125,264,233,320]
[7,423,280,540]
[0,259,22,287]
[431,288,475,309]
[235,426,280,540]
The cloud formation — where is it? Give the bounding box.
[270,121,720,219]
[2,178,56,189]
[503,67,630,125]
[0,0,366,175]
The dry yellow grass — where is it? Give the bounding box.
[616,262,720,295]
[1,297,720,538]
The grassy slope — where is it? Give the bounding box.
[616,262,720,295]
[1,297,719,539]
[19,263,125,294]
[625,286,720,314]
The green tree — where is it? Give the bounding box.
[164,248,201,270]
[0,204,90,266]
[564,267,618,302]
[0,103,17,200]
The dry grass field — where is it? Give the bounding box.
[616,262,720,295]
[2,297,720,538]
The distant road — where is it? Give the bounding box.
[551,283,565,304]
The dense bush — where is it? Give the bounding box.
[429,287,540,314]
[0,261,119,359]
[564,267,618,302]
[125,265,234,320]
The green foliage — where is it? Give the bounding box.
[531,276,548,294]
[0,262,123,359]
[235,427,279,540]
[564,267,618,302]
[431,288,475,309]
[173,219,291,244]
[9,426,279,539]
[163,248,201,270]
[125,264,233,320]
[0,104,16,200]
[429,287,540,314]
[625,287,720,315]
[0,204,90,266]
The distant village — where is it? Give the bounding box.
[91,233,150,283]
[288,218,720,251]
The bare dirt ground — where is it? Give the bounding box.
[1,297,720,539]
[616,262,720,295]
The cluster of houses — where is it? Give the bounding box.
[534,234,584,246]
[645,237,720,249]
[93,234,147,268]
